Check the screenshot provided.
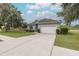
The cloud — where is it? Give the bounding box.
[50,4,62,12]
[22,10,63,23]
[37,3,51,7]
[27,3,52,10]
[27,10,32,13]
[36,11,52,17]
[32,11,56,20]
[28,4,40,10]
[22,3,63,23]
[21,14,26,19]
[33,10,63,21]
[26,4,29,7]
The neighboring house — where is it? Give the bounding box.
[27,20,39,30]
[27,19,59,34]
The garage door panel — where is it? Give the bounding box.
[40,26,56,34]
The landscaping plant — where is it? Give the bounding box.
[56,25,69,34]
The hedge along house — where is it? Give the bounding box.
[27,19,59,34]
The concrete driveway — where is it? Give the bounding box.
[0,33,56,56]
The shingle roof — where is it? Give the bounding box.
[38,19,59,25]
[29,19,59,25]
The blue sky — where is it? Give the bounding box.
[13,3,63,23]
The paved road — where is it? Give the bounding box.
[0,33,56,56]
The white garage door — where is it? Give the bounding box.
[40,25,56,34]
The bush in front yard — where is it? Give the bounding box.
[29,30,35,32]
[25,30,29,32]
[56,25,69,34]
[25,29,35,32]
[60,27,68,34]
[56,29,60,34]
[37,29,40,33]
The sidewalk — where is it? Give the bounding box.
[52,46,79,56]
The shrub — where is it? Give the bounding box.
[37,29,40,33]
[56,29,60,34]
[25,30,29,32]
[25,29,35,32]
[29,30,35,32]
[60,27,68,34]
[56,25,69,34]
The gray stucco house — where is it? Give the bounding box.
[27,19,59,33]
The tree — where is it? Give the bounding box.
[57,3,79,25]
[21,22,27,28]
[0,3,23,31]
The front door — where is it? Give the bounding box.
[35,24,38,30]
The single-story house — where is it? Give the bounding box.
[27,19,59,34]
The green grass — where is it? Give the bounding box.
[55,30,79,51]
[0,31,34,38]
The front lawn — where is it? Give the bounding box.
[0,31,34,38]
[55,30,79,51]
